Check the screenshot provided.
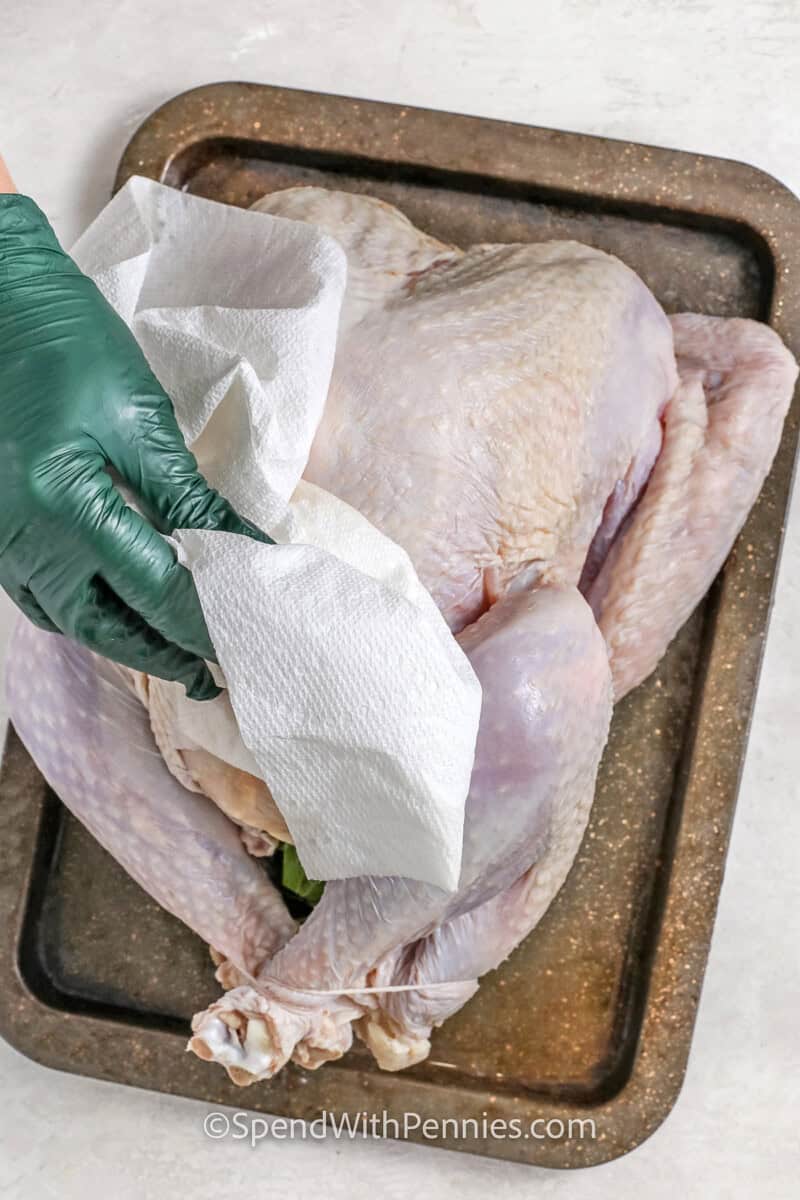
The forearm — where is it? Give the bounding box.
[0,156,16,193]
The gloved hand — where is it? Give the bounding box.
[0,194,270,700]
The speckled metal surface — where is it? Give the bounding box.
[1,82,799,1168]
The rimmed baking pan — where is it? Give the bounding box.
[1,81,798,1168]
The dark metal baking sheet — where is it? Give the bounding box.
[1,81,799,1168]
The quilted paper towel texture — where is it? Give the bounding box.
[70,176,482,891]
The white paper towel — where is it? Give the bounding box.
[70,176,482,891]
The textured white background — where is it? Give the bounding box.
[1,1,799,1195]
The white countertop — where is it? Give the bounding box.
[1,1,799,1195]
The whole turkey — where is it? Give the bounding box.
[7,186,796,1084]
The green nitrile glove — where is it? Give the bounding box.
[0,194,269,700]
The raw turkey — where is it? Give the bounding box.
[7,186,796,1084]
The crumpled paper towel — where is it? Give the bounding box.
[71,176,482,891]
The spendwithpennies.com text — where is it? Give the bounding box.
[203,1109,597,1147]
